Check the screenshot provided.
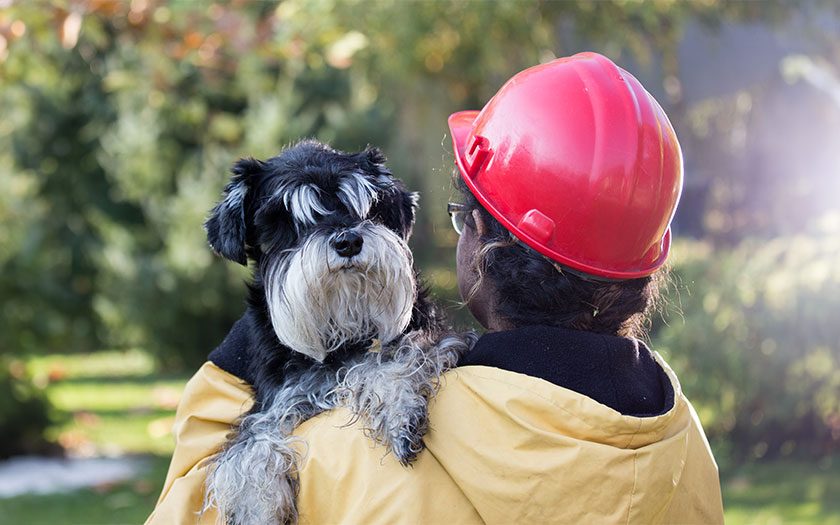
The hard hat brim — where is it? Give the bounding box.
[448,110,478,164]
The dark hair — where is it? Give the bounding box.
[456,176,662,339]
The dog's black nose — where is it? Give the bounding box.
[332,231,364,258]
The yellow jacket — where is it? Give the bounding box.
[147,353,723,524]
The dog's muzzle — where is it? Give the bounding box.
[264,223,415,362]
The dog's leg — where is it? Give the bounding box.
[203,405,302,525]
[204,367,338,525]
[335,330,478,465]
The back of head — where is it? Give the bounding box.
[454,178,661,338]
[449,52,679,336]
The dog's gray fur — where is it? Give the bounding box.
[335,330,479,463]
[203,362,346,525]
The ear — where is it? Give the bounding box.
[404,191,420,232]
[395,190,420,239]
[365,146,387,166]
[364,146,396,182]
[204,158,262,265]
[370,187,418,240]
[471,209,488,236]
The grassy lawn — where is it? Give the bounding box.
[25,350,188,457]
[723,456,840,525]
[0,350,189,524]
[1,350,839,524]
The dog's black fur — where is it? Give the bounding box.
[205,140,442,410]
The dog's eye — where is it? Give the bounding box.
[284,185,332,225]
[338,176,378,219]
[254,201,298,250]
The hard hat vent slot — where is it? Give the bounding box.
[465,135,492,178]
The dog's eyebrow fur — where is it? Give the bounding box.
[282,184,332,226]
[338,172,379,218]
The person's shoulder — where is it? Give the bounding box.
[293,403,445,476]
[293,405,375,455]
[292,400,482,524]
[176,361,253,425]
[289,365,540,489]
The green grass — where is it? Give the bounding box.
[43,374,186,456]
[26,349,156,381]
[47,379,185,412]
[723,456,840,525]
[3,350,840,524]
[28,351,188,457]
[0,350,190,524]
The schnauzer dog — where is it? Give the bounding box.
[201,140,474,525]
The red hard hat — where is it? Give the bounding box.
[449,52,683,280]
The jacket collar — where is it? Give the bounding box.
[458,325,674,417]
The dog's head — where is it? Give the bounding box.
[205,140,419,362]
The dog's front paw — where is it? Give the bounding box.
[337,330,478,466]
[390,404,429,466]
[204,433,301,525]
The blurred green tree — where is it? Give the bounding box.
[0,358,55,458]
[656,223,840,460]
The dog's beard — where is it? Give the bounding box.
[264,223,415,362]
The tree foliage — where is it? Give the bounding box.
[0,358,55,459]
[657,224,840,460]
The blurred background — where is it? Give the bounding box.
[1,0,839,523]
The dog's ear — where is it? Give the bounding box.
[365,146,387,166]
[361,147,419,239]
[205,158,263,265]
[374,187,419,240]
[401,191,420,238]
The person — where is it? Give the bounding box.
[147,52,723,524]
